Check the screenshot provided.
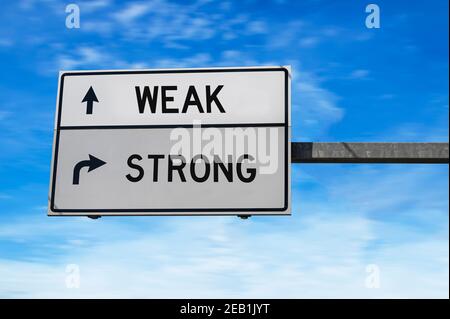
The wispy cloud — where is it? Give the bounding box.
[299,36,320,48]
[113,2,153,24]
[154,53,212,68]
[291,67,344,139]
[0,193,12,200]
[58,47,105,70]
[0,111,11,121]
[348,69,370,80]
[0,164,447,298]
[246,20,268,35]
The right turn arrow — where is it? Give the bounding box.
[82,86,99,114]
[73,154,107,185]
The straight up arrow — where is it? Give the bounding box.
[82,86,99,114]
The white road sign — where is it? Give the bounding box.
[48,66,291,216]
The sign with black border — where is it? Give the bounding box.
[48,67,291,216]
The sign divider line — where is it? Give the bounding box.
[58,123,289,130]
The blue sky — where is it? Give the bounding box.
[0,0,448,298]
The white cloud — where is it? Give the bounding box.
[299,36,320,48]
[57,47,105,70]
[113,2,153,24]
[0,215,366,298]
[217,50,259,66]
[269,20,305,48]
[81,21,114,36]
[379,94,396,100]
[55,46,150,71]
[80,0,111,13]
[246,21,268,35]
[291,67,344,139]
[0,93,53,170]
[0,211,447,298]
[76,0,256,46]
[154,53,212,68]
[348,69,370,80]
[0,193,12,200]
[0,165,447,298]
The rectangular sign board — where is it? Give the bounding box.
[48,66,291,216]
